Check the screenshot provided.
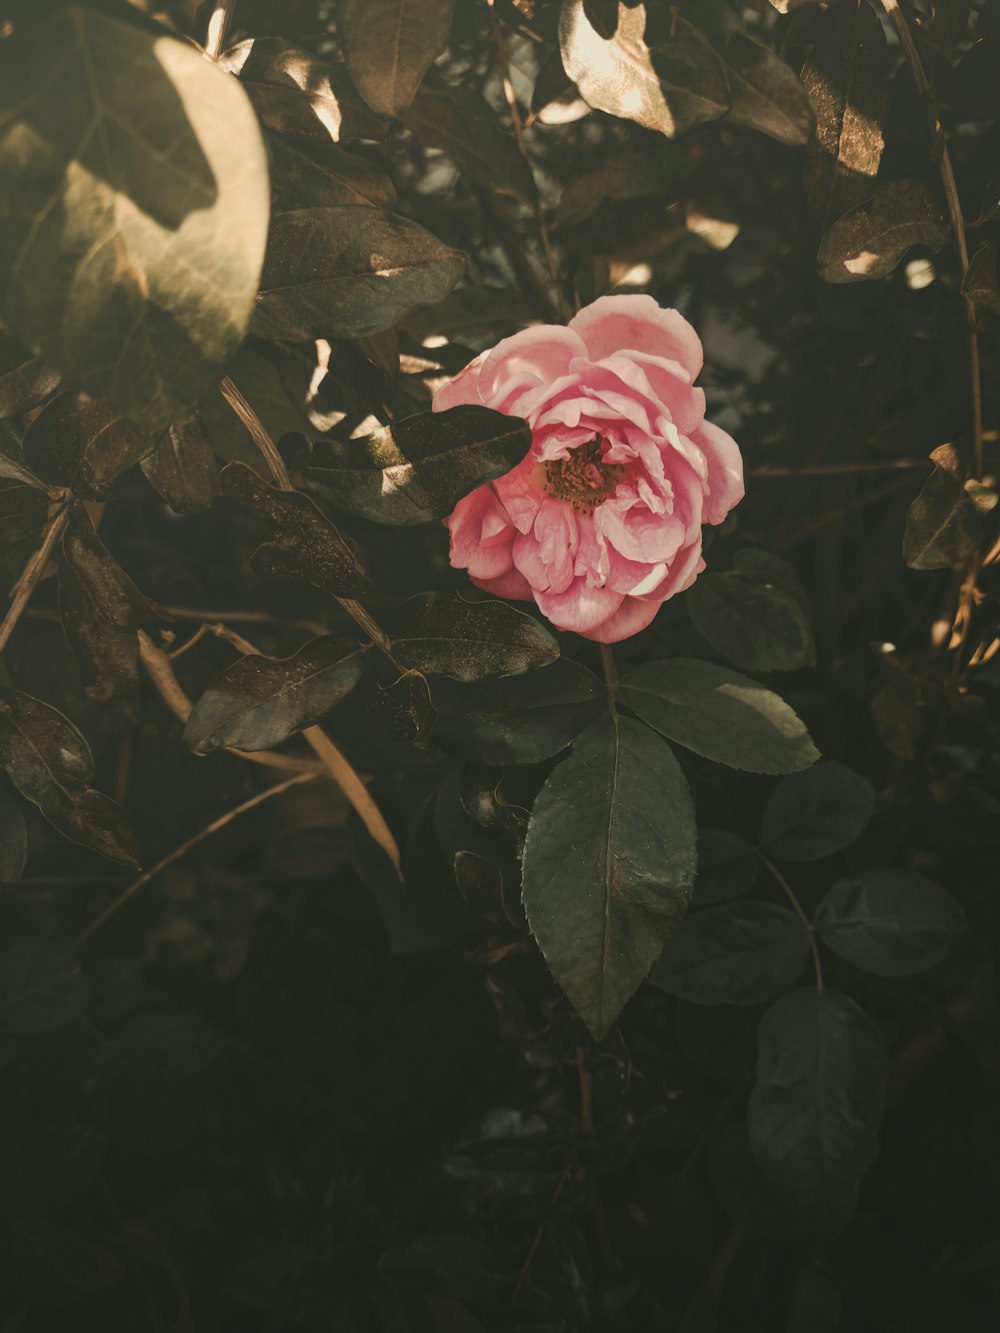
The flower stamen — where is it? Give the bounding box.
[543,436,625,513]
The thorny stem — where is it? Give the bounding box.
[203,0,236,60]
[218,378,402,668]
[75,770,316,947]
[758,853,824,991]
[0,499,70,655]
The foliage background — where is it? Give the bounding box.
[0,0,998,1329]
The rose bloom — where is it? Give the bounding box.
[435,295,744,643]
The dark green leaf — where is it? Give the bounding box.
[800,0,888,237]
[652,901,808,1005]
[0,6,270,430]
[0,484,49,550]
[0,939,90,1034]
[0,1121,105,1221]
[301,406,531,525]
[684,0,815,146]
[554,145,694,228]
[387,593,559,681]
[222,461,368,598]
[267,134,397,211]
[559,0,729,138]
[252,207,465,342]
[687,571,815,672]
[619,658,819,774]
[0,325,61,418]
[401,85,538,205]
[962,242,1000,317]
[813,868,967,976]
[219,37,388,142]
[692,828,761,905]
[57,506,161,705]
[340,0,456,118]
[402,287,537,342]
[0,690,140,867]
[367,670,437,744]
[119,1009,224,1080]
[141,416,221,516]
[521,713,696,1038]
[760,762,874,861]
[0,778,27,884]
[945,38,1000,121]
[0,426,47,489]
[434,659,603,765]
[749,988,887,1233]
[22,392,157,500]
[903,443,998,571]
[817,179,949,284]
[184,637,364,754]
[198,347,318,465]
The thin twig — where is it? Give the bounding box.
[302,725,402,877]
[0,500,70,654]
[880,0,982,480]
[751,458,929,478]
[203,0,236,60]
[218,378,402,667]
[758,853,823,990]
[75,771,316,947]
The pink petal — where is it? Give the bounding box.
[578,596,661,643]
[535,579,623,634]
[570,296,703,379]
[473,567,534,600]
[432,352,488,412]
[692,420,745,525]
[476,325,589,408]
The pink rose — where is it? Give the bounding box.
[435,295,744,643]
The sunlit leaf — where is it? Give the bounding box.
[903,443,998,571]
[0,6,270,430]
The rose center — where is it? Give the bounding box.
[542,435,625,513]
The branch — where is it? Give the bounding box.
[0,499,70,655]
[76,769,317,947]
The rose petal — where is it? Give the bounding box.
[570,295,703,378]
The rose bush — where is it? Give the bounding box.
[437,295,744,642]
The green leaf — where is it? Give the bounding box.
[435,659,604,765]
[962,241,1000,318]
[366,669,437,744]
[184,637,364,754]
[800,0,888,237]
[119,1009,223,1081]
[813,868,967,976]
[0,6,270,431]
[817,179,949,284]
[760,762,874,862]
[0,939,90,1035]
[903,443,998,571]
[401,85,538,205]
[219,37,388,143]
[0,484,49,550]
[387,593,559,681]
[222,461,368,598]
[554,145,695,228]
[0,1121,105,1222]
[652,901,809,1005]
[683,0,815,146]
[0,325,60,419]
[0,690,140,867]
[267,134,397,211]
[57,505,161,705]
[22,392,157,500]
[141,415,221,516]
[749,988,887,1233]
[251,207,465,342]
[559,0,729,139]
[692,828,760,905]
[618,658,819,774]
[687,571,815,672]
[198,347,317,465]
[300,406,531,526]
[521,712,697,1038]
[0,778,27,884]
[340,0,456,118]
